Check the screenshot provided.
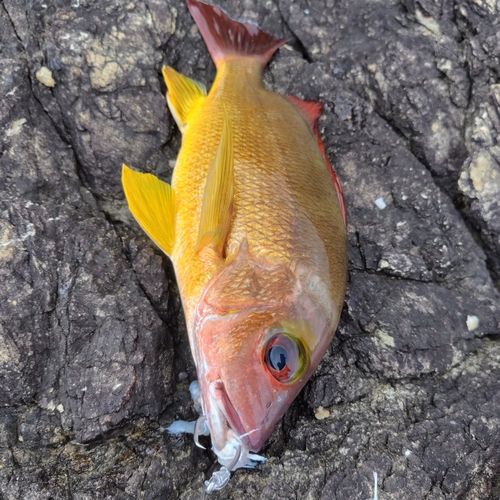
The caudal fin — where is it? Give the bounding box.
[187,0,289,67]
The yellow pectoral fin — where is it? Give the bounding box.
[162,66,206,132]
[197,108,233,258]
[122,165,176,256]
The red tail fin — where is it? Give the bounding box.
[286,95,348,230]
[187,0,289,67]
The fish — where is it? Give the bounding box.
[122,0,347,479]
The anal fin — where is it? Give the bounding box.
[122,165,176,256]
[197,107,234,258]
[285,95,323,125]
[162,66,207,132]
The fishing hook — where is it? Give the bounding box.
[194,415,207,449]
[226,442,242,472]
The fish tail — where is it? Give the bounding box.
[187,0,289,67]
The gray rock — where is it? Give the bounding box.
[0,0,499,498]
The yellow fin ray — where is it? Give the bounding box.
[197,108,234,258]
[122,165,176,256]
[162,66,207,132]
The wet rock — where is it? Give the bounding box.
[459,84,500,282]
[0,0,499,499]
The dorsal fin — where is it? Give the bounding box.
[187,0,290,68]
[162,66,207,132]
[197,107,234,257]
[285,95,323,126]
[286,95,347,230]
[122,165,176,256]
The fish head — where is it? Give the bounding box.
[193,243,342,468]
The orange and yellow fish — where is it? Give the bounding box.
[122,0,347,479]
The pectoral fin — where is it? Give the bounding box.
[197,108,234,258]
[162,66,207,132]
[122,165,176,256]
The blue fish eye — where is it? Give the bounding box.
[264,333,307,383]
[267,345,288,371]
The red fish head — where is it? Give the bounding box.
[192,244,342,467]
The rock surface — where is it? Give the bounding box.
[1,0,499,498]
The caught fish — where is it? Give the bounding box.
[122,0,347,484]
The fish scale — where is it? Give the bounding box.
[170,60,321,320]
[169,51,347,456]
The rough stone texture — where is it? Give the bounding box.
[0,0,499,498]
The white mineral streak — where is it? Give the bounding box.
[0,223,35,248]
[6,118,27,137]
[459,150,500,223]
[415,9,442,35]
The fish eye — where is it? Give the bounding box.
[264,333,307,383]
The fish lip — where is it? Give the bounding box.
[209,379,265,453]
[208,379,264,452]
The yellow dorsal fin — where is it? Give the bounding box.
[122,164,176,256]
[197,108,234,258]
[162,66,207,132]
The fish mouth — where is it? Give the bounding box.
[208,379,246,443]
[206,379,263,462]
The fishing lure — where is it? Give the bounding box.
[122,0,347,490]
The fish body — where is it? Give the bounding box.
[122,0,347,471]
